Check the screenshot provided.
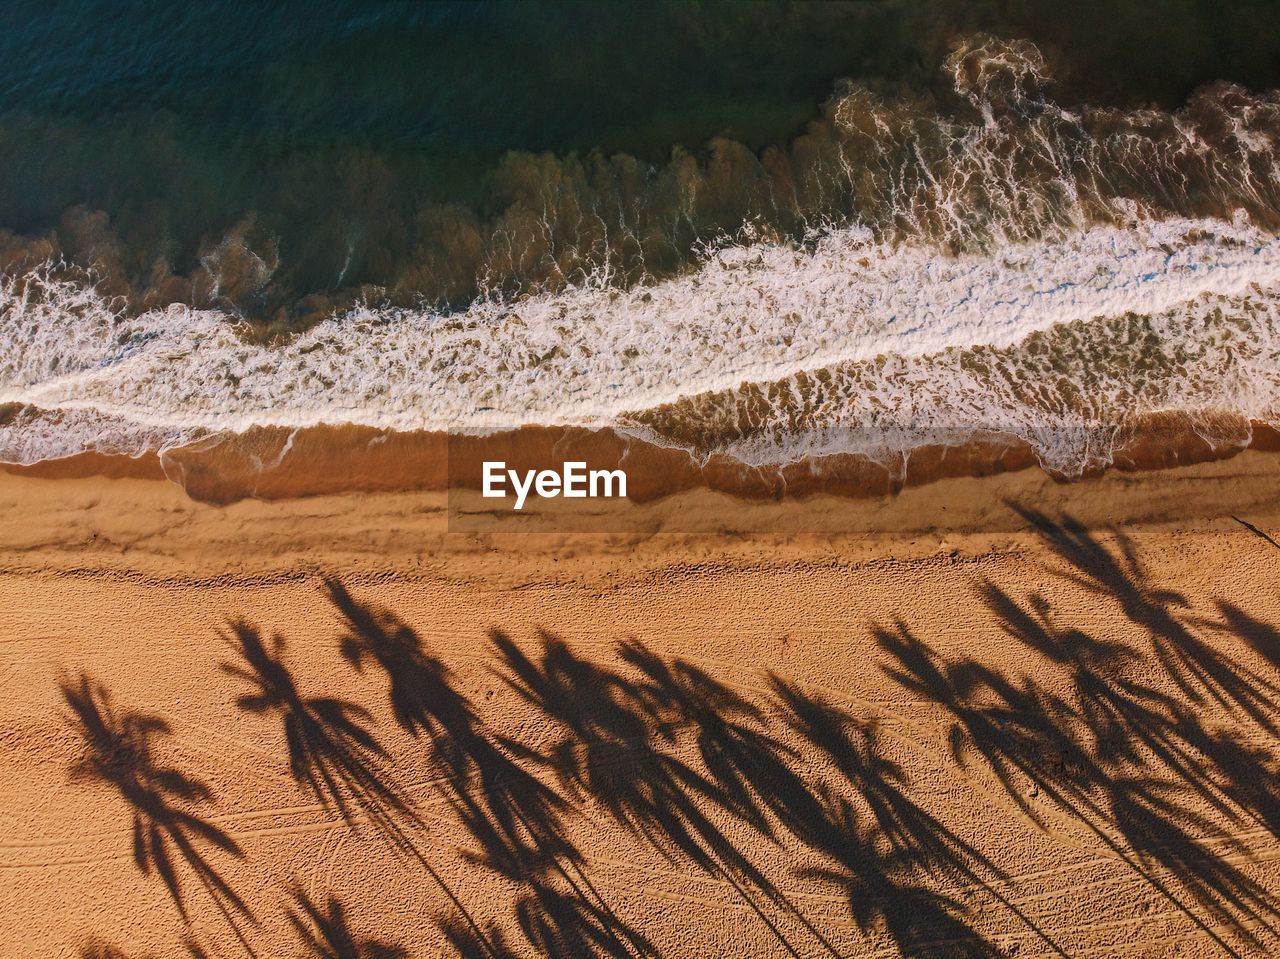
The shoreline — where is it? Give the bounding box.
[3,447,1279,580]
[4,415,1278,508]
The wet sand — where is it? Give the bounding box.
[7,413,1278,507]
[3,454,1280,957]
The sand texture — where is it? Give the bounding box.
[3,455,1280,957]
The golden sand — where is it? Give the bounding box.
[3,454,1280,956]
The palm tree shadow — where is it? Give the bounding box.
[497,631,842,959]
[326,581,569,876]
[618,640,793,836]
[61,673,250,930]
[1217,601,1280,672]
[979,583,1217,810]
[287,888,410,958]
[1009,506,1280,940]
[770,677,1046,958]
[220,621,414,850]
[878,547,1280,957]
[326,581,654,959]
[985,581,1280,945]
[327,578,450,739]
[437,917,520,959]
[1191,603,1280,835]
[875,620,1093,826]
[495,630,748,880]
[513,876,655,959]
[79,937,210,959]
[1011,505,1280,733]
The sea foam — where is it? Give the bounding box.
[1,212,1279,473]
[3,34,1280,478]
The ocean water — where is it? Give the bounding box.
[2,3,1280,485]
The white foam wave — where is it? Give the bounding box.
[3,212,1280,465]
[635,289,1280,475]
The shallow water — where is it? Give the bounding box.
[3,5,1280,487]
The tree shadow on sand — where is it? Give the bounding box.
[61,673,254,952]
[223,611,515,958]
[1012,509,1280,910]
[435,917,520,959]
[876,619,1274,956]
[495,628,832,958]
[1012,505,1280,734]
[79,938,210,959]
[876,507,1280,956]
[220,621,412,846]
[287,888,411,959]
[164,537,1280,958]
[770,678,1064,958]
[493,628,1056,957]
[326,579,654,959]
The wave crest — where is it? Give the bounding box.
[3,38,1280,484]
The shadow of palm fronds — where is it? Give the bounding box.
[513,875,656,959]
[80,939,211,959]
[326,579,654,959]
[220,621,413,846]
[287,888,410,959]
[327,583,568,871]
[773,677,1065,958]
[61,673,248,926]
[1013,506,1280,732]
[436,916,520,959]
[619,640,794,834]
[495,631,819,958]
[878,524,1280,958]
[326,578,447,739]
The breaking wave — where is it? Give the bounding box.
[3,37,1280,487]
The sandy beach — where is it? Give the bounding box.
[3,454,1280,957]
[6,7,1280,956]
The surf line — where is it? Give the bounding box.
[482,461,628,510]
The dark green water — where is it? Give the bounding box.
[2,0,1278,323]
